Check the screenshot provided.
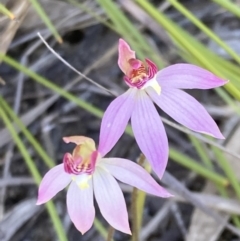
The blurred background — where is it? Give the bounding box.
[1,0,240,240]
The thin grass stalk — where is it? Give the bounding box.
[28,0,62,43]
[189,135,240,227]
[212,0,240,18]
[94,219,114,240]
[169,0,240,64]
[212,145,240,226]
[188,135,210,167]
[212,146,240,201]
[67,0,117,32]
[0,105,68,241]
[96,0,164,67]
[0,3,15,19]
[0,96,54,168]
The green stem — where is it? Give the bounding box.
[0,105,68,241]
[131,155,145,241]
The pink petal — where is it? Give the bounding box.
[98,88,137,157]
[93,167,131,234]
[37,164,71,205]
[131,91,168,179]
[118,39,136,74]
[157,64,228,89]
[101,158,172,198]
[148,87,224,139]
[67,181,95,234]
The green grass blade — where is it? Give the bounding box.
[96,0,164,67]
[28,0,62,43]
[0,105,68,241]
[135,0,240,99]
[0,96,55,168]
[169,148,228,186]
[0,96,113,239]
[0,3,15,19]
[188,135,210,168]
[190,135,240,226]
[212,145,240,200]
[67,0,117,32]
[212,0,240,18]
[169,0,240,65]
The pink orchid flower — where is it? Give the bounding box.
[37,136,171,234]
[99,39,227,179]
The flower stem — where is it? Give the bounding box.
[131,154,145,241]
[106,226,115,241]
[131,187,139,241]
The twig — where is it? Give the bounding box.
[140,202,172,241]
[0,177,34,187]
[0,0,30,62]
[37,32,114,96]
[160,116,240,160]
[0,42,118,148]
[162,171,240,237]
[0,77,5,85]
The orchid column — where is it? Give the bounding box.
[37,136,171,234]
[99,39,227,178]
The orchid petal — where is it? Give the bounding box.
[67,181,95,234]
[93,167,131,234]
[100,158,172,198]
[157,64,228,89]
[37,164,71,205]
[131,91,168,178]
[148,87,224,139]
[98,88,137,157]
[118,39,136,74]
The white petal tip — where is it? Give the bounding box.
[76,227,89,235]
[36,200,43,205]
[217,79,229,86]
[124,229,132,235]
[211,133,225,140]
[199,130,225,140]
[164,193,174,198]
[223,79,229,84]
